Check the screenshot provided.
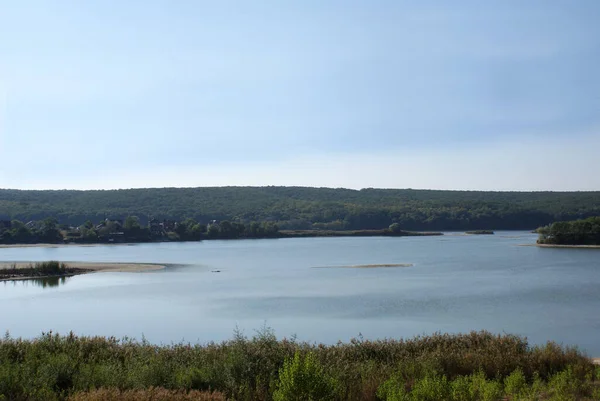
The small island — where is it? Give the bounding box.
[465,230,495,235]
[536,216,600,246]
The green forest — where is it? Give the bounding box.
[537,216,600,245]
[1,187,599,231]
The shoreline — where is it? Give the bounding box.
[0,231,444,248]
[0,261,166,282]
[519,244,600,249]
[0,243,133,249]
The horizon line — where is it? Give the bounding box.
[1,185,599,193]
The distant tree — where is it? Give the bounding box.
[40,217,61,243]
[219,221,235,238]
[0,230,12,243]
[207,224,220,238]
[124,216,141,231]
[11,220,25,230]
[81,228,98,242]
[175,220,190,238]
[188,223,206,239]
[42,217,58,230]
[262,222,279,237]
[233,222,245,236]
[247,222,261,237]
[11,225,34,243]
[99,221,118,236]
[389,223,401,233]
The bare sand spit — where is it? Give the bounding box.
[313,263,413,269]
[0,262,166,273]
[518,244,600,249]
[0,243,141,249]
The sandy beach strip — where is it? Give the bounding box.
[0,261,166,273]
[518,244,600,249]
[593,358,600,365]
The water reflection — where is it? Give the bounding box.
[2,276,69,288]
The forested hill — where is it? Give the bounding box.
[1,187,599,231]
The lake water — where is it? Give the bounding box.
[1,233,599,355]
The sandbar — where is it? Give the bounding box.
[313,263,413,269]
[0,261,165,274]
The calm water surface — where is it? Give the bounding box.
[1,233,599,354]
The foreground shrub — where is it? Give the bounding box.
[409,375,450,400]
[503,368,527,399]
[547,366,584,400]
[273,352,338,401]
[0,330,596,401]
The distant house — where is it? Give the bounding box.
[25,221,40,230]
[95,218,124,231]
[162,220,177,232]
[148,218,163,236]
[107,232,125,242]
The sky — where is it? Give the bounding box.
[1,0,599,191]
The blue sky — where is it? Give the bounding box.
[1,0,599,190]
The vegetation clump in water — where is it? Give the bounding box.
[0,330,598,400]
[0,261,85,281]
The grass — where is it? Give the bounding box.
[67,388,225,400]
[0,330,598,400]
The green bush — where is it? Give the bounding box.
[410,375,450,401]
[522,372,547,401]
[376,374,409,401]
[504,368,527,399]
[547,366,582,401]
[273,352,338,401]
[450,375,474,401]
[468,371,502,401]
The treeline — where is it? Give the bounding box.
[0,330,597,401]
[0,217,279,245]
[537,216,600,245]
[0,218,62,244]
[1,187,600,231]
